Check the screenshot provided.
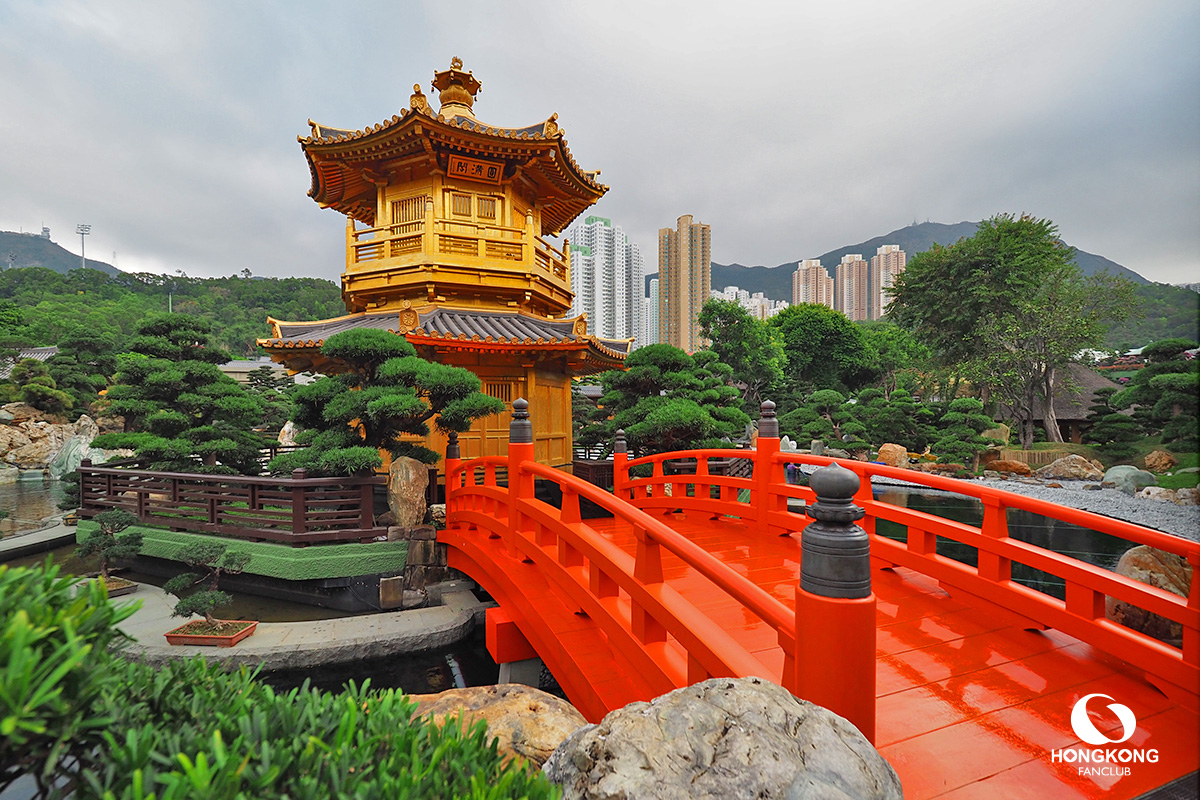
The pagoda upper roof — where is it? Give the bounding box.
[259,306,630,375]
[299,61,607,236]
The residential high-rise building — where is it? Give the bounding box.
[658,214,711,353]
[792,259,834,309]
[871,244,906,317]
[642,277,659,347]
[566,215,643,342]
[835,254,873,322]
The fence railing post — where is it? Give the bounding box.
[507,399,535,544]
[612,429,628,499]
[755,401,782,535]
[291,468,308,535]
[793,462,877,743]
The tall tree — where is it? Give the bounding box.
[889,215,1135,447]
[697,298,785,413]
[268,328,505,476]
[768,303,876,395]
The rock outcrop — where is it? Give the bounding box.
[544,676,902,800]
[1144,450,1178,473]
[876,443,908,469]
[410,684,586,769]
[0,406,124,473]
[387,456,429,528]
[1034,454,1104,481]
[1102,465,1157,496]
[990,459,1033,476]
[1106,546,1191,645]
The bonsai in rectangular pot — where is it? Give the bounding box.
[163,541,256,647]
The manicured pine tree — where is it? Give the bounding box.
[932,397,1001,470]
[268,328,505,476]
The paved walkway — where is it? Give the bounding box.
[113,580,491,669]
[1,520,492,670]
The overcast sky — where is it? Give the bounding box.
[1,1,1197,286]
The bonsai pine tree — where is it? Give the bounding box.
[163,542,251,626]
[931,397,1001,470]
[8,359,73,415]
[1083,386,1141,463]
[581,344,749,458]
[47,330,119,418]
[74,509,141,581]
[92,314,267,473]
[268,328,505,476]
[1112,338,1199,452]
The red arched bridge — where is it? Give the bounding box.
[440,400,1198,799]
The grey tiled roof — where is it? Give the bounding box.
[262,309,631,356]
[0,346,59,380]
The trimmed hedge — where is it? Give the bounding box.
[76,522,408,581]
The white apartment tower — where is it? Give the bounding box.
[835,254,872,322]
[871,245,906,317]
[566,215,643,343]
[642,277,659,347]
[792,259,835,309]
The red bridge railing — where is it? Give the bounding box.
[444,399,1200,733]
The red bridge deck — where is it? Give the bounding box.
[441,419,1199,799]
[448,509,1197,798]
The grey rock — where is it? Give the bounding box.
[1083,484,1102,491]
[1103,465,1157,496]
[543,676,901,800]
[0,410,13,423]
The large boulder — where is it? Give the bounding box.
[1136,487,1179,503]
[544,677,902,800]
[409,684,585,769]
[1034,454,1103,481]
[990,459,1032,476]
[387,456,429,528]
[1106,546,1191,644]
[277,420,300,447]
[1144,450,1178,473]
[1103,465,1157,496]
[876,443,908,469]
[47,415,106,478]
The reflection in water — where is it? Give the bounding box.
[0,479,66,534]
[874,486,1134,600]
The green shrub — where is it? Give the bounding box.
[0,562,138,797]
[1,562,560,799]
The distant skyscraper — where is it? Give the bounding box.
[835,254,872,322]
[792,259,834,309]
[658,214,711,354]
[566,215,643,342]
[871,245,906,317]
[642,277,659,347]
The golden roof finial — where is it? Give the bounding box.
[409,83,432,115]
[431,57,481,120]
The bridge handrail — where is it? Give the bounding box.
[520,461,795,639]
[614,444,1197,700]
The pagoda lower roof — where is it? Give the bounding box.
[259,307,630,373]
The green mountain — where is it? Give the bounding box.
[0,230,121,276]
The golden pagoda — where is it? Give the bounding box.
[259,58,629,469]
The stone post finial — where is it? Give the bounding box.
[446,430,460,460]
[800,462,871,599]
[614,429,627,454]
[758,400,778,439]
[510,398,532,444]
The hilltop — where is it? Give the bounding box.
[0,230,121,276]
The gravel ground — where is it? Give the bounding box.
[965,478,1199,543]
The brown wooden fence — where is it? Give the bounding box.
[998,449,1073,467]
[77,460,386,545]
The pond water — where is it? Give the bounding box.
[872,485,1135,600]
[0,477,66,534]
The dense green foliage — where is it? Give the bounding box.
[270,328,505,475]
[578,344,749,458]
[698,299,785,412]
[0,562,139,797]
[92,315,269,473]
[0,266,343,358]
[888,214,1135,447]
[768,303,877,394]
[1083,386,1142,462]
[931,398,1002,468]
[1105,284,1200,351]
[1112,340,1199,452]
[0,562,560,799]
